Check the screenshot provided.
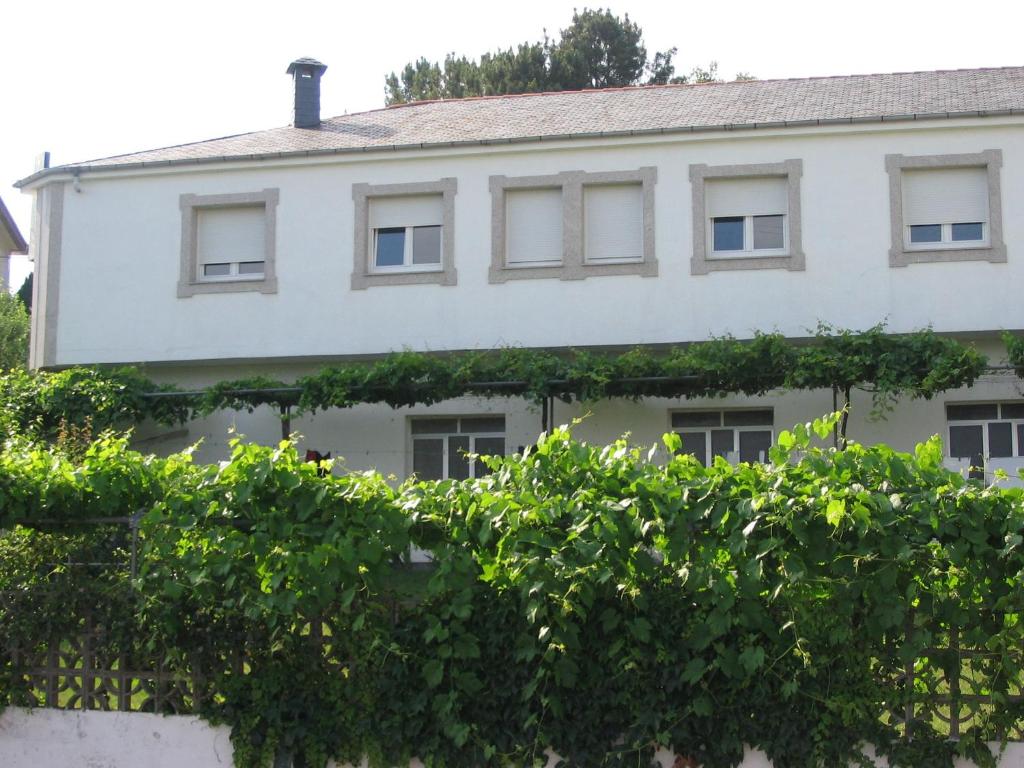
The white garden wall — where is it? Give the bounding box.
[1,708,1022,768]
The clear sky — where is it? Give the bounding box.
[3,0,1022,289]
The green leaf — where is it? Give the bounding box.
[423,659,444,688]
[826,498,846,527]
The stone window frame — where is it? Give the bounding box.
[177,189,279,298]
[488,167,658,283]
[885,149,1005,268]
[689,159,805,275]
[351,178,458,289]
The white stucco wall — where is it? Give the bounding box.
[38,117,1024,367]
[1,708,1022,768]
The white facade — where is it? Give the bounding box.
[18,96,1024,481]
[24,118,1024,365]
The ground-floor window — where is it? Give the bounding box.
[410,416,506,480]
[947,402,1024,478]
[671,409,774,466]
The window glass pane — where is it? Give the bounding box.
[375,228,406,267]
[723,409,774,427]
[947,404,998,421]
[461,416,506,433]
[413,438,444,480]
[448,435,470,481]
[739,431,773,464]
[473,436,505,477]
[949,424,984,464]
[712,217,744,251]
[951,222,984,241]
[411,418,459,435]
[989,422,1013,458]
[752,215,784,250]
[238,261,265,275]
[1018,425,1024,457]
[909,224,942,243]
[412,225,442,265]
[1002,403,1024,420]
[711,430,734,461]
[203,263,231,277]
[672,411,721,428]
[677,432,707,466]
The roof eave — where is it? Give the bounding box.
[15,108,1024,188]
[0,197,28,254]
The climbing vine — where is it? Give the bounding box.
[2,421,1023,767]
[0,326,999,443]
[1005,332,1024,379]
[0,366,188,441]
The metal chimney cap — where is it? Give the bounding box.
[286,58,327,76]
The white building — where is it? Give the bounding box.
[14,60,1024,482]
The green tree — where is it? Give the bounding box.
[16,273,32,312]
[0,288,29,370]
[547,9,648,89]
[383,9,753,104]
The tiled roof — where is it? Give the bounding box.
[17,67,1024,186]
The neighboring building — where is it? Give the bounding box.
[14,61,1024,483]
[0,195,28,290]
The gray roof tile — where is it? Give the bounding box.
[17,67,1024,185]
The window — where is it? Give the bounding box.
[369,194,443,272]
[410,416,506,480]
[886,150,1005,267]
[706,176,789,257]
[671,409,774,466]
[351,179,457,289]
[178,189,278,297]
[690,161,804,275]
[583,183,643,263]
[902,166,989,250]
[506,188,563,266]
[489,168,657,282]
[197,207,266,280]
[946,402,1024,479]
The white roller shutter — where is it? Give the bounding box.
[370,195,443,228]
[506,188,562,264]
[584,184,643,262]
[197,206,265,265]
[902,167,988,225]
[706,177,787,218]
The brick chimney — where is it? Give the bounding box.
[286,58,328,129]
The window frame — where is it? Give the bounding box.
[177,189,279,298]
[670,409,775,466]
[488,168,658,282]
[946,402,1024,469]
[710,213,790,258]
[370,224,443,274]
[351,178,457,289]
[907,221,989,250]
[886,150,1005,267]
[407,416,506,480]
[689,160,804,275]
